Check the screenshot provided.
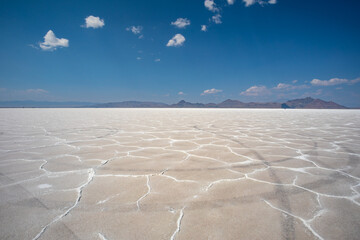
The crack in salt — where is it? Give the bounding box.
[32,168,95,240]
[170,207,185,240]
[136,175,151,211]
[98,232,109,240]
[263,200,324,240]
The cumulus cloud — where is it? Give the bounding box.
[166,34,186,47]
[240,86,269,96]
[201,88,223,95]
[155,59,161,62]
[311,77,360,86]
[171,18,191,28]
[212,14,222,24]
[205,0,219,12]
[83,15,105,29]
[227,0,235,5]
[39,30,69,51]
[201,25,208,32]
[178,91,185,95]
[243,0,276,7]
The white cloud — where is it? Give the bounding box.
[83,16,105,29]
[155,59,161,62]
[212,14,222,24]
[201,25,208,32]
[171,18,191,28]
[205,0,219,12]
[243,0,276,7]
[273,83,309,90]
[39,30,69,51]
[136,57,142,60]
[201,88,223,95]
[292,80,298,84]
[227,0,235,5]
[178,91,185,95]
[126,26,143,35]
[166,34,186,47]
[26,89,48,94]
[350,78,360,84]
[310,78,359,86]
[0,88,50,101]
[274,83,291,90]
[240,86,269,96]
[243,0,256,6]
[28,44,39,50]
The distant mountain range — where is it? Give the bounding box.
[92,97,347,109]
[0,97,350,109]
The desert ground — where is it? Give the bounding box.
[0,108,359,240]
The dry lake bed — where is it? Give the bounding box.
[0,108,359,240]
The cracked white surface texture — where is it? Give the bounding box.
[0,108,359,240]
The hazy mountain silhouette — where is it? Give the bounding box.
[0,97,348,109]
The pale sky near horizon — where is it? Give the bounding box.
[0,0,359,107]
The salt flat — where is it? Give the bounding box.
[0,109,359,240]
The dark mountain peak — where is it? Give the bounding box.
[218,99,245,108]
[221,99,243,104]
[285,97,346,109]
[304,97,315,101]
[171,100,205,108]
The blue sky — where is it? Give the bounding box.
[0,0,359,107]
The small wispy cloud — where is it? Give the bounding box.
[311,77,360,86]
[126,26,143,39]
[0,88,50,101]
[28,44,39,50]
[83,15,105,29]
[201,88,223,95]
[240,85,269,96]
[178,91,185,95]
[273,83,309,90]
[39,30,69,51]
[171,18,191,29]
[155,59,161,62]
[204,0,219,12]
[212,14,222,24]
[243,0,277,7]
[227,0,235,5]
[201,25,208,32]
[166,34,186,47]
[136,57,142,60]
[26,89,48,94]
